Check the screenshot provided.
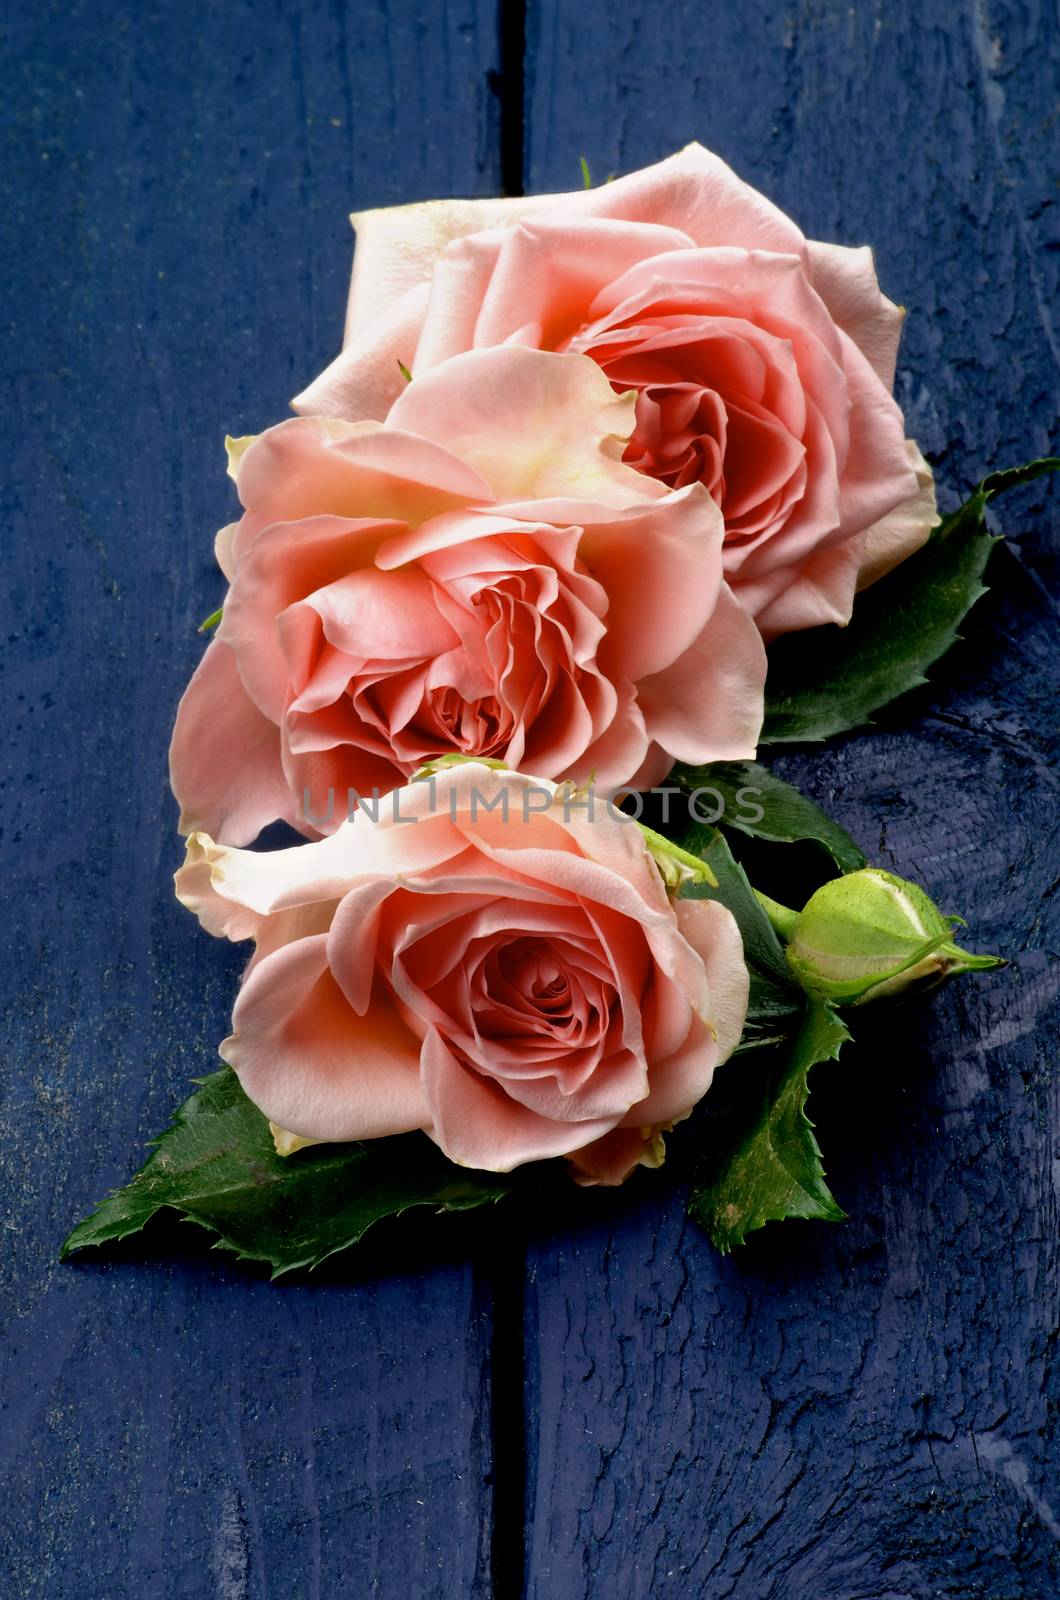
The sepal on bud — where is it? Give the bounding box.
[411,753,511,779]
[784,868,1001,1005]
[269,1122,323,1157]
[638,824,719,893]
[224,433,256,480]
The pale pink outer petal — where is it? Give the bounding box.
[175,832,271,943]
[566,1014,716,1187]
[806,240,905,390]
[385,347,645,506]
[410,230,510,371]
[574,142,805,254]
[292,282,432,423]
[174,834,341,963]
[543,797,680,912]
[300,219,694,417]
[855,440,937,591]
[624,898,748,1126]
[338,144,802,339]
[464,218,696,354]
[387,760,539,828]
[745,444,934,635]
[215,521,240,583]
[174,806,468,935]
[342,195,546,341]
[570,897,749,1185]
[741,538,864,639]
[327,877,424,1018]
[221,934,429,1142]
[576,482,726,681]
[623,741,681,791]
[168,639,295,846]
[827,331,919,547]
[623,1012,719,1126]
[231,415,492,529]
[420,1026,620,1170]
[674,897,750,1064]
[220,514,398,724]
[373,505,569,567]
[415,764,691,952]
[295,199,557,416]
[462,839,688,954]
[566,1125,667,1186]
[634,583,767,762]
[296,143,806,419]
[566,682,650,793]
[434,764,666,917]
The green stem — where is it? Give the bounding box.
[754,889,799,942]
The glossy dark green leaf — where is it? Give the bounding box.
[670,759,866,875]
[62,1068,512,1277]
[761,458,1060,744]
[679,825,803,1049]
[688,1001,850,1252]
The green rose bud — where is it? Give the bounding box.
[782,868,1002,1005]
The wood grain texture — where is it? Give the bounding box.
[4,1,1058,1594]
[523,1,1060,1594]
[0,2,502,1594]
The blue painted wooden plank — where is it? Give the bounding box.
[523,2,1060,1594]
[0,2,503,1594]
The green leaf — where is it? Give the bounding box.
[198,606,222,634]
[670,759,867,875]
[679,825,803,1047]
[761,457,1060,745]
[579,155,592,188]
[397,358,412,383]
[688,1001,850,1252]
[62,1068,512,1278]
[980,456,1060,498]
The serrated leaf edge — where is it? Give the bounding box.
[694,1004,851,1254]
[61,1069,513,1279]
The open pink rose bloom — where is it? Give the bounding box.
[297,142,935,638]
[176,765,749,1184]
[171,346,766,845]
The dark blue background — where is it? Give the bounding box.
[2,2,1057,1595]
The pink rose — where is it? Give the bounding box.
[171,346,765,845]
[295,143,936,638]
[175,763,749,1184]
